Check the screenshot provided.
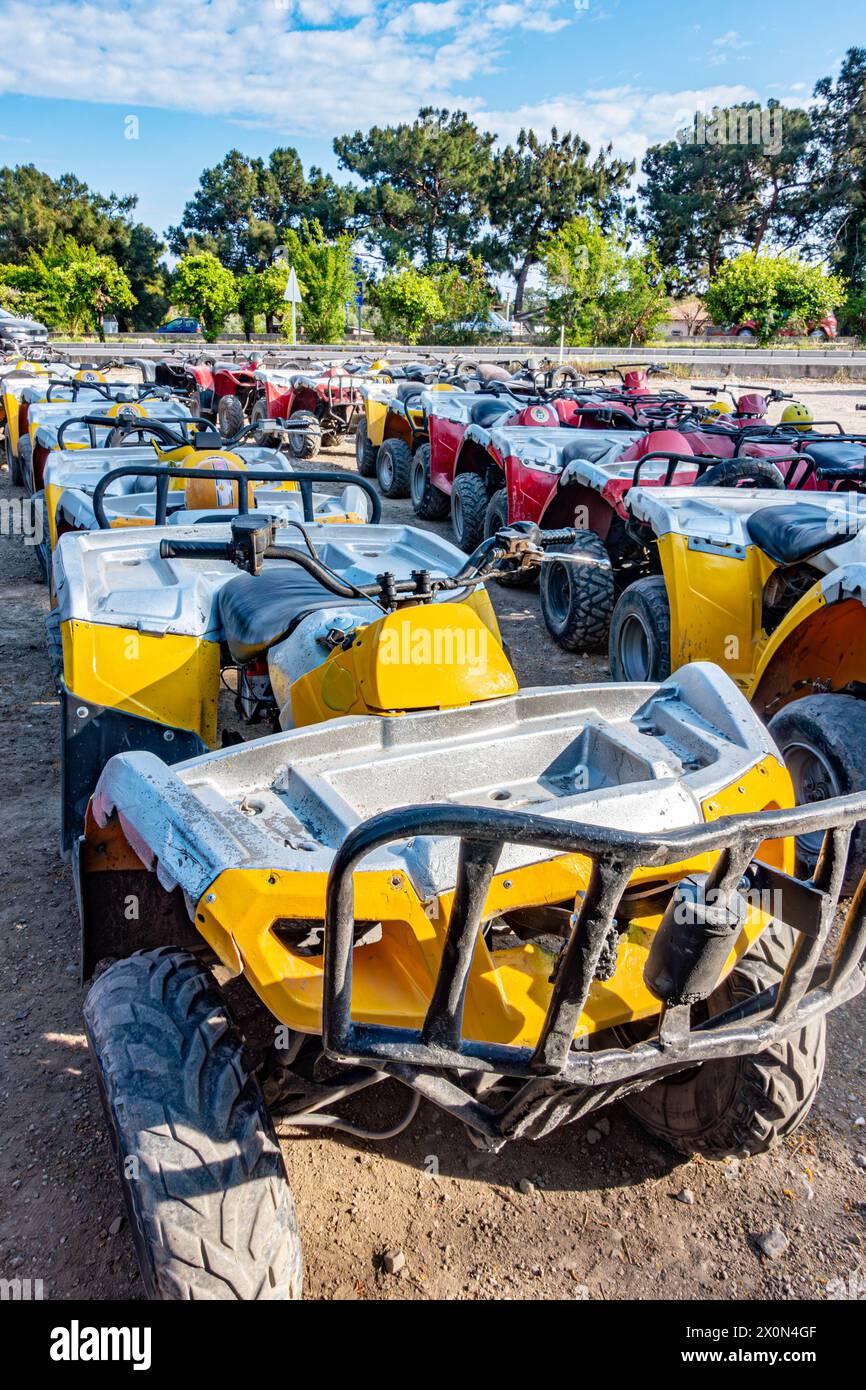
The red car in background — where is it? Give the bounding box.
[730,312,838,341]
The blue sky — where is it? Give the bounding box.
[0,0,858,239]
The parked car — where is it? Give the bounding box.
[730,312,838,342]
[155,317,201,335]
[0,307,49,349]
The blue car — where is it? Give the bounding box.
[155,317,201,335]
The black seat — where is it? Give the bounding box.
[217,567,365,663]
[395,382,425,403]
[805,440,866,481]
[469,397,515,428]
[746,504,854,565]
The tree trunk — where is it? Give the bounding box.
[513,256,533,315]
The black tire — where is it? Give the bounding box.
[217,394,245,439]
[410,443,449,519]
[484,489,537,588]
[285,410,321,460]
[539,529,615,652]
[609,576,671,680]
[768,693,866,894]
[355,417,377,477]
[250,397,278,446]
[5,426,22,486]
[376,437,413,498]
[18,436,32,492]
[451,472,489,552]
[695,458,784,489]
[83,948,303,1301]
[624,923,826,1158]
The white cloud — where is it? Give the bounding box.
[0,0,575,135]
[712,29,750,49]
[476,83,762,168]
[0,0,806,192]
[388,0,462,35]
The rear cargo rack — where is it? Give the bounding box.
[323,797,866,1140]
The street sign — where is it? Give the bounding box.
[283,267,302,304]
[283,266,302,344]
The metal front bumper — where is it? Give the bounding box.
[322,796,866,1141]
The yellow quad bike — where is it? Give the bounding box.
[41,416,378,562]
[1,358,75,483]
[22,386,192,494]
[76,629,866,1296]
[356,375,459,494]
[609,485,866,888]
[51,504,529,849]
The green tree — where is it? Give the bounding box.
[428,255,493,337]
[60,242,137,339]
[172,251,237,341]
[0,165,166,328]
[168,148,355,272]
[703,252,846,344]
[335,108,495,266]
[236,263,290,338]
[543,217,669,346]
[484,129,632,313]
[0,238,136,336]
[639,102,813,291]
[808,48,866,288]
[279,222,356,343]
[374,266,444,344]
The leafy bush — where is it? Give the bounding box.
[236,263,289,338]
[704,253,846,343]
[0,238,135,337]
[374,265,444,343]
[543,217,669,346]
[429,255,493,340]
[279,221,356,343]
[172,251,237,341]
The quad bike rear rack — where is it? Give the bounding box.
[628,449,814,490]
[322,796,866,1143]
[90,462,381,528]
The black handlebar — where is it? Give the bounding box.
[158,518,578,606]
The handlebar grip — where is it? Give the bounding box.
[158,539,231,560]
[541,528,577,547]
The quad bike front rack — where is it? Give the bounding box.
[322,797,866,1143]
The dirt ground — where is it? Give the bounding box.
[0,376,864,1302]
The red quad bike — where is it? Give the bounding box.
[418,387,648,550]
[155,353,264,436]
[248,365,367,460]
[538,431,866,654]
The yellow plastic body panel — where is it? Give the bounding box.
[659,532,777,690]
[750,592,866,714]
[2,389,23,454]
[190,752,794,1042]
[61,620,219,743]
[659,534,866,712]
[289,598,516,725]
[364,396,390,449]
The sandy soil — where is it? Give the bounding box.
[0,376,863,1301]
